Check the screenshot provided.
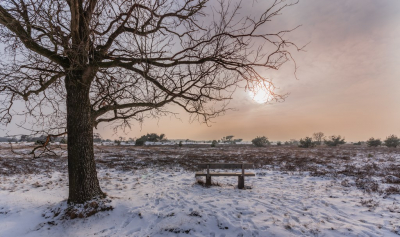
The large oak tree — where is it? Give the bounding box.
[0,0,301,204]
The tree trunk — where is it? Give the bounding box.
[66,72,104,204]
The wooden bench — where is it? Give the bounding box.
[195,163,255,189]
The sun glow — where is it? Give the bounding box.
[248,84,272,104]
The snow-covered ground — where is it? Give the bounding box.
[0,144,400,236]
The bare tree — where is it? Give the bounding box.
[0,0,302,204]
[313,132,325,145]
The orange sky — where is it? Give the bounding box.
[96,0,400,142]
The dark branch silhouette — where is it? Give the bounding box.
[0,0,302,204]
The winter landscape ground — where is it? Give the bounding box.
[0,143,400,237]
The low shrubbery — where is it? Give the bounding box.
[366,137,382,147]
[135,133,167,146]
[252,136,269,147]
[384,135,400,148]
[298,137,315,148]
[135,139,145,146]
[324,135,346,146]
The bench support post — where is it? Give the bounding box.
[238,176,244,189]
[206,176,212,186]
[238,163,245,189]
[206,164,211,186]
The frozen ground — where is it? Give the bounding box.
[0,143,400,236]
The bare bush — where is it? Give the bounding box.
[313,132,325,145]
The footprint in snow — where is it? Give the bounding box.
[94,226,115,236]
[125,227,141,235]
[121,215,136,228]
[243,218,259,229]
[154,198,160,205]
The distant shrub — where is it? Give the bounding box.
[211,140,218,147]
[277,141,282,146]
[19,135,30,142]
[312,132,325,145]
[179,141,182,147]
[289,139,299,146]
[298,137,315,148]
[384,135,400,148]
[135,139,145,146]
[252,136,269,147]
[8,137,18,144]
[93,133,102,143]
[353,141,362,145]
[114,140,121,146]
[60,138,68,144]
[324,135,345,146]
[221,135,234,144]
[134,133,167,146]
[35,139,45,145]
[140,133,166,142]
[366,137,382,147]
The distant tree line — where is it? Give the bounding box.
[7,132,399,149]
[366,135,400,148]
[250,132,400,148]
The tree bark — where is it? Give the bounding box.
[66,71,104,204]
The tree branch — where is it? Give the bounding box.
[0,5,69,67]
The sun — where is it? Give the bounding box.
[248,85,271,104]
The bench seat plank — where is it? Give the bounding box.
[195,172,255,177]
[198,163,253,169]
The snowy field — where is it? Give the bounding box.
[0,143,400,236]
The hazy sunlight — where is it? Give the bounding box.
[248,85,271,104]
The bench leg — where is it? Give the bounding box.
[238,176,244,189]
[206,176,212,186]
